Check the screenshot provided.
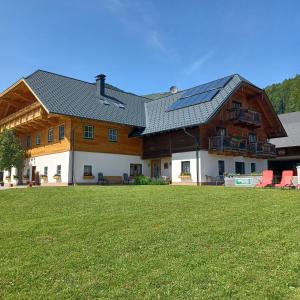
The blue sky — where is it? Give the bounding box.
[0,0,299,95]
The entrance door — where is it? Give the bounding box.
[31,166,36,183]
[151,160,161,178]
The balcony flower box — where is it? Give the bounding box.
[83,175,95,180]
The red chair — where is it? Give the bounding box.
[256,170,273,188]
[274,170,294,188]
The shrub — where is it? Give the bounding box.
[150,178,167,185]
[134,175,151,185]
[134,175,167,185]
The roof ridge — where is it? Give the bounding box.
[26,69,151,102]
[145,74,238,103]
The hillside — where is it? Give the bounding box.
[265,74,300,113]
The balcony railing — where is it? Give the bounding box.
[228,108,262,127]
[209,136,276,158]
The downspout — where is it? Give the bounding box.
[70,118,83,185]
[71,123,75,185]
[183,127,200,186]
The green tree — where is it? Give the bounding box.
[265,74,300,113]
[0,129,25,172]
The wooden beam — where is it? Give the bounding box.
[8,92,34,102]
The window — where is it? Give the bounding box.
[48,128,54,143]
[181,161,190,174]
[216,127,227,137]
[251,163,256,173]
[56,165,61,176]
[83,125,94,139]
[164,163,169,169]
[130,164,142,176]
[108,128,118,142]
[35,134,41,145]
[248,132,257,143]
[218,160,225,176]
[44,166,48,176]
[26,136,31,148]
[8,168,11,177]
[232,101,242,109]
[59,125,65,140]
[235,162,245,174]
[84,165,93,176]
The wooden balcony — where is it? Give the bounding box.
[0,102,46,132]
[227,108,262,128]
[209,136,276,158]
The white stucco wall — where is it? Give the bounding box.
[73,151,146,183]
[24,151,71,184]
[199,150,268,181]
[172,151,199,183]
[2,151,71,185]
[171,150,268,183]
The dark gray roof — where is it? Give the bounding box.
[22,70,266,136]
[270,112,300,148]
[141,74,247,135]
[24,70,148,127]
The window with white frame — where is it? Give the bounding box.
[59,124,65,140]
[56,165,61,176]
[181,161,190,174]
[48,128,54,143]
[83,125,94,139]
[84,165,93,176]
[108,128,118,142]
[44,166,48,176]
[35,134,41,145]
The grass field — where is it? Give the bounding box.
[1,186,300,299]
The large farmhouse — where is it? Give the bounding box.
[0,70,286,185]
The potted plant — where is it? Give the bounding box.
[23,175,29,184]
[40,174,48,184]
[12,175,19,186]
[53,174,61,182]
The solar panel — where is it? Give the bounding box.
[181,75,233,98]
[166,89,220,112]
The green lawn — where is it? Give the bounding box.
[1,186,300,299]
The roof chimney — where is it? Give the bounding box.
[169,86,178,94]
[95,74,106,96]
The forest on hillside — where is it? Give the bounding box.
[265,74,300,113]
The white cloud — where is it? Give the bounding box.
[100,0,169,54]
[183,51,215,76]
[146,30,167,53]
